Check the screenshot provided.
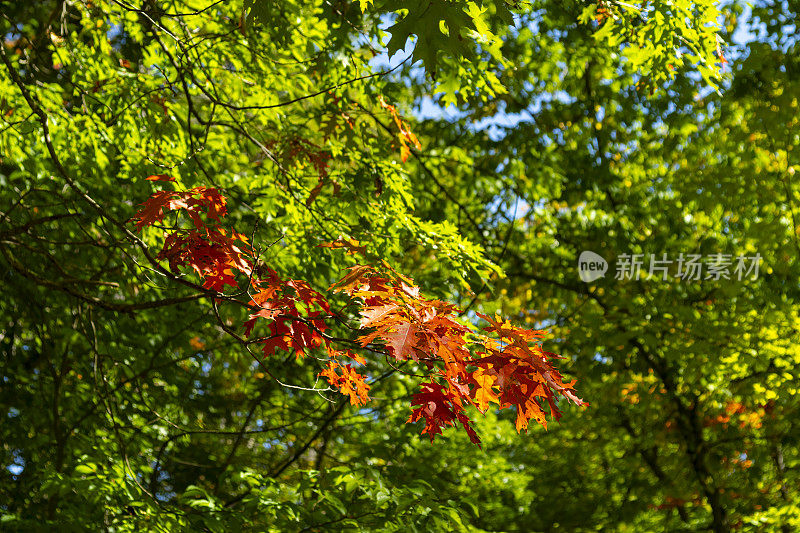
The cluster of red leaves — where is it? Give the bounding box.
[134,176,248,292]
[242,272,330,359]
[159,229,252,292]
[133,177,369,405]
[319,351,370,407]
[134,180,584,444]
[241,270,371,404]
[332,264,585,447]
[135,175,228,230]
[378,96,422,163]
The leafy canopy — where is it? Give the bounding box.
[0,0,767,531]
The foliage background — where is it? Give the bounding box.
[1,0,798,531]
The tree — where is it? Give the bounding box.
[5,1,792,532]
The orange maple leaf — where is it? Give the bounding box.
[472,368,500,412]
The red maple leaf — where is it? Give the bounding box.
[134,190,178,230]
[319,359,370,406]
[408,380,480,446]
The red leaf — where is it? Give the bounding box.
[306,178,325,206]
[134,190,177,230]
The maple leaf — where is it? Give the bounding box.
[407,381,455,441]
[307,150,330,178]
[471,368,500,412]
[306,177,325,206]
[134,185,231,232]
[378,96,422,163]
[319,360,370,406]
[319,360,340,384]
[261,324,293,357]
[286,279,331,313]
[328,348,367,366]
[515,396,547,432]
[134,190,178,230]
[408,380,481,446]
[472,345,586,433]
[359,304,398,328]
[455,410,481,446]
[400,145,411,163]
[202,267,238,292]
[383,0,474,71]
[243,307,283,337]
[384,321,421,361]
[478,312,545,343]
[196,187,227,221]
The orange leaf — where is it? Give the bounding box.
[146,174,176,182]
[472,368,500,412]
[318,237,366,256]
[384,321,420,361]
